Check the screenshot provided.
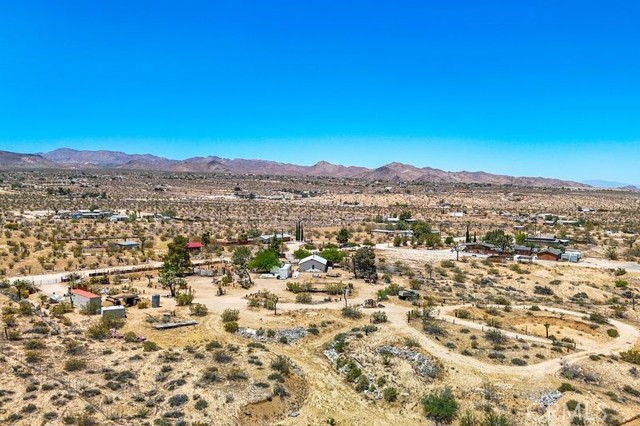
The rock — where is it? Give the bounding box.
[376,346,439,378]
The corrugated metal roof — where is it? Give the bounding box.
[71,288,101,298]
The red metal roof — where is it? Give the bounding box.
[71,288,100,299]
[186,242,204,249]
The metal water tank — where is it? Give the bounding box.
[151,294,160,308]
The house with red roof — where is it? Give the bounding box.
[186,242,204,254]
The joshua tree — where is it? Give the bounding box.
[544,322,551,338]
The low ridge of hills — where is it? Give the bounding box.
[0,147,592,188]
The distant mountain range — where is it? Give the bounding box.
[0,147,607,188]
[582,179,638,190]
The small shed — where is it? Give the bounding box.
[537,249,562,261]
[101,305,126,319]
[70,288,102,310]
[514,245,533,256]
[115,240,139,249]
[110,214,129,222]
[298,254,328,273]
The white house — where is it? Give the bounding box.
[298,254,328,273]
[110,214,129,222]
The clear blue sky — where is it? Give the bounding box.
[1,1,639,183]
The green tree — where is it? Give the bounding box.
[159,267,187,297]
[232,246,253,286]
[269,237,283,254]
[353,247,377,283]
[484,230,514,252]
[201,232,211,247]
[320,247,346,264]
[249,249,280,272]
[515,232,526,245]
[232,246,252,267]
[293,248,311,259]
[399,210,412,221]
[162,235,192,275]
[336,227,351,245]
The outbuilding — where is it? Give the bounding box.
[271,263,292,280]
[298,254,328,273]
[186,242,204,253]
[536,248,562,261]
[69,288,102,310]
[101,305,126,319]
[115,240,139,249]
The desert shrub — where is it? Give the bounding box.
[25,350,43,365]
[194,399,208,411]
[24,339,46,350]
[483,412,511,426]
[224,322,239,333]
[607,329,619,338]
[423,320,447,337]
[175,293,194,306]
[214,350,233,363]
[221,309,240,322]
[205,340,223,351]
[559,383,578,393]
[371,311,388,323]
[227,368,248,381]
[295,293,313,304]
[620,350,640,365]
[534,286,554,295]
[363,324,378,334]
[614,279,628,288]
[422,387,458,423]
[355,375,369,392]
[80,301,100,315]
[189,303,208,316]
[493,296,511,306]
[123,331,137,343]
[383,387,398,402]
[64,358,87,372]
[589,313,608,325]
[440,260,455,268]
[623,385,640,397]
[18,300,33,316]
[137,299,150,309]
[50,302,73,316]
[488,351,506,360]
[614,268,627,276]
[485,329,506,344]
[143,341,159,352]
[454,309,471,319]
[345,365,362,382]
[511,358,527,366]
[200,367,221,384]
[566,399,585,411]
[341,306,363,319]
[271,356,290,375]
[86,322,109,339]
[168,394,188,407]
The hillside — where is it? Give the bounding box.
[0,148,591,188]
[0,150,57,168]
